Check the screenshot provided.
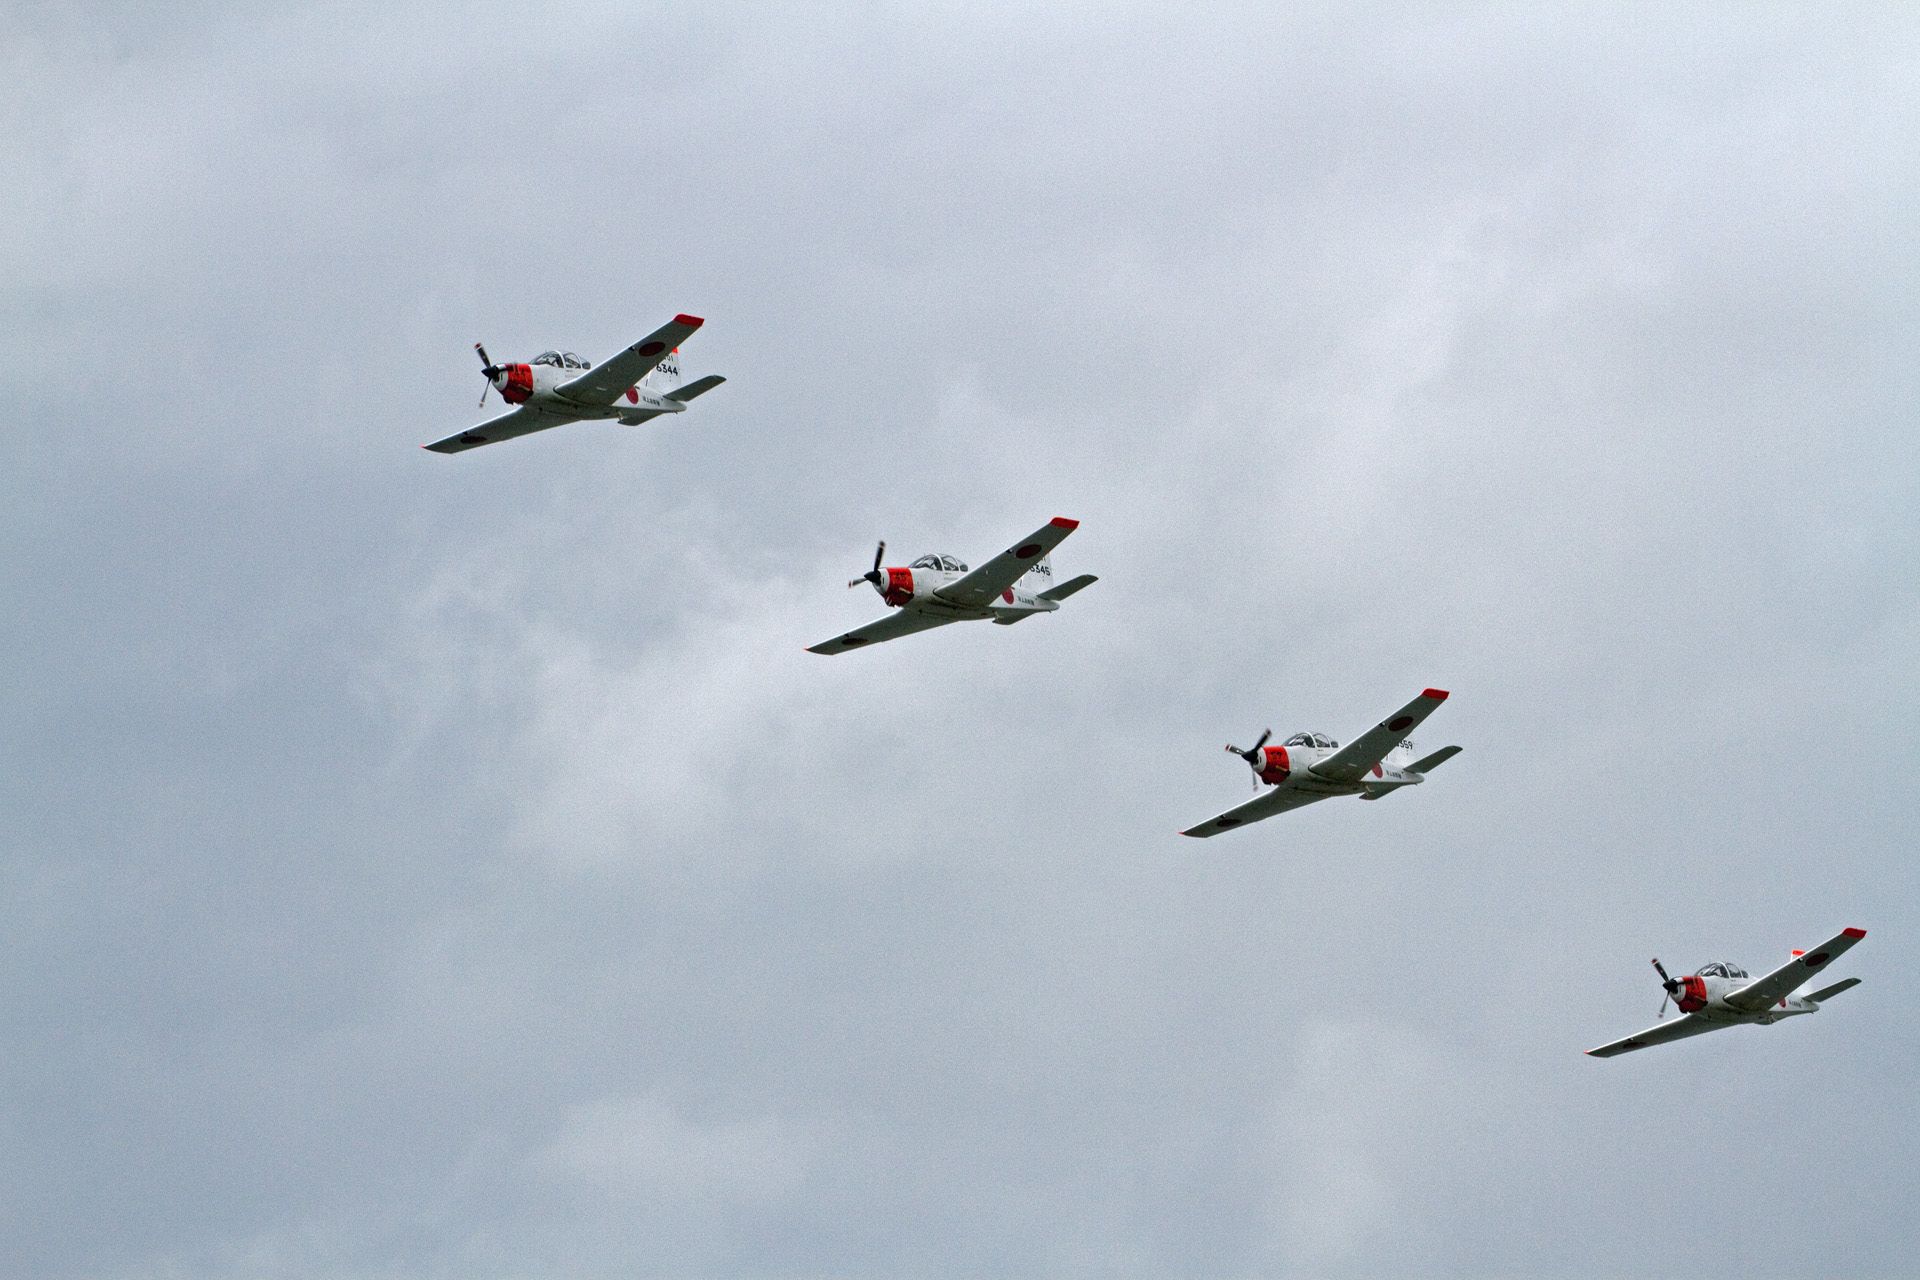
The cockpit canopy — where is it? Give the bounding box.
[1284,732,1339,749]
[910,554,968,573]
[532,351,591,370]
[1694,962,1749,979]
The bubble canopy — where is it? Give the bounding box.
[531,351,590,369]
[910,554,968,572]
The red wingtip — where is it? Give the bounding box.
[674,314,704,327]
[1843,927,1867,939]
[1423,688,1449,701]
[1050,517,1079,530]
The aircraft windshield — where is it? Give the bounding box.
[1285,733,1338,748]
[1696,962,1748,979]
[531,351,591,369]
[910,554,968,572]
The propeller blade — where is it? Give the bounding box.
[1651,957,1678,991]
[1658,991,1670,1020]
[849,541,888,589]
[476,342,499,407]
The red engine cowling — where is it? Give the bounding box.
[498,364,534,403]
[1259,745,1291,785]
[1676,976,1709,1013]
[882,567,915,607]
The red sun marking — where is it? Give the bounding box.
[1388,715,1414,731]
[626,387,639,403]
[1002,589,1014,603]
[1015,543,1043,559]
[637,341,666,356]
[1804,952,1831,966]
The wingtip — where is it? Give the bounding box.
[1843,927,1867,939]
[674,313,704,327]
[1422,688,1449,700]
[1049,516,1079,530]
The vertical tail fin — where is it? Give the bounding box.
[1018,552,1057,595]
[644,346,685,392]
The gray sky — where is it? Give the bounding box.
[3,4,1918,1277]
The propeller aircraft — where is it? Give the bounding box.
[1586,926,1866,1057]
[425,314,725,453]
[807,517,1097,654]
[1180,689,1461,837]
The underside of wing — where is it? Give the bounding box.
[1180,787,1327,837]
[558,315,705,406]
[936,518,1081,610]
[1725,927,1866,1012]
[806,609,960,655]
[424,405,582,453]
[1311,689,1451,784]
[1586,1013,1724,1058]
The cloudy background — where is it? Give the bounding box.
[3,4,1917,1277]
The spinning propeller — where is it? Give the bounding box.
[848,542,886,589]
[475,342,503,408]
[1225,729,1272,789]
[1652,957,1681,1019]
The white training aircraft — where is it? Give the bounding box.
[424,314,725,453]
[1586,927,1867,1058]
[1179,689,1461,837]
[807,517,1097,654]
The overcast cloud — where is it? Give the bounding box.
[3,4,1918,1277]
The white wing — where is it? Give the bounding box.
[424,404,583,453]
[558,315,706,406]
[1725,928,1866,1012]
[807,610,960,655]
[936,518,1082,609]
[1586,1012,1726,1058]
[1179,786,1329,837]
[1311,689,1452,784]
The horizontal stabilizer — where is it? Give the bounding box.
[1039,574,1098,603]
[1806,977,1861,1003]
[666,374,726,403]
[1409,745,1462,774]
